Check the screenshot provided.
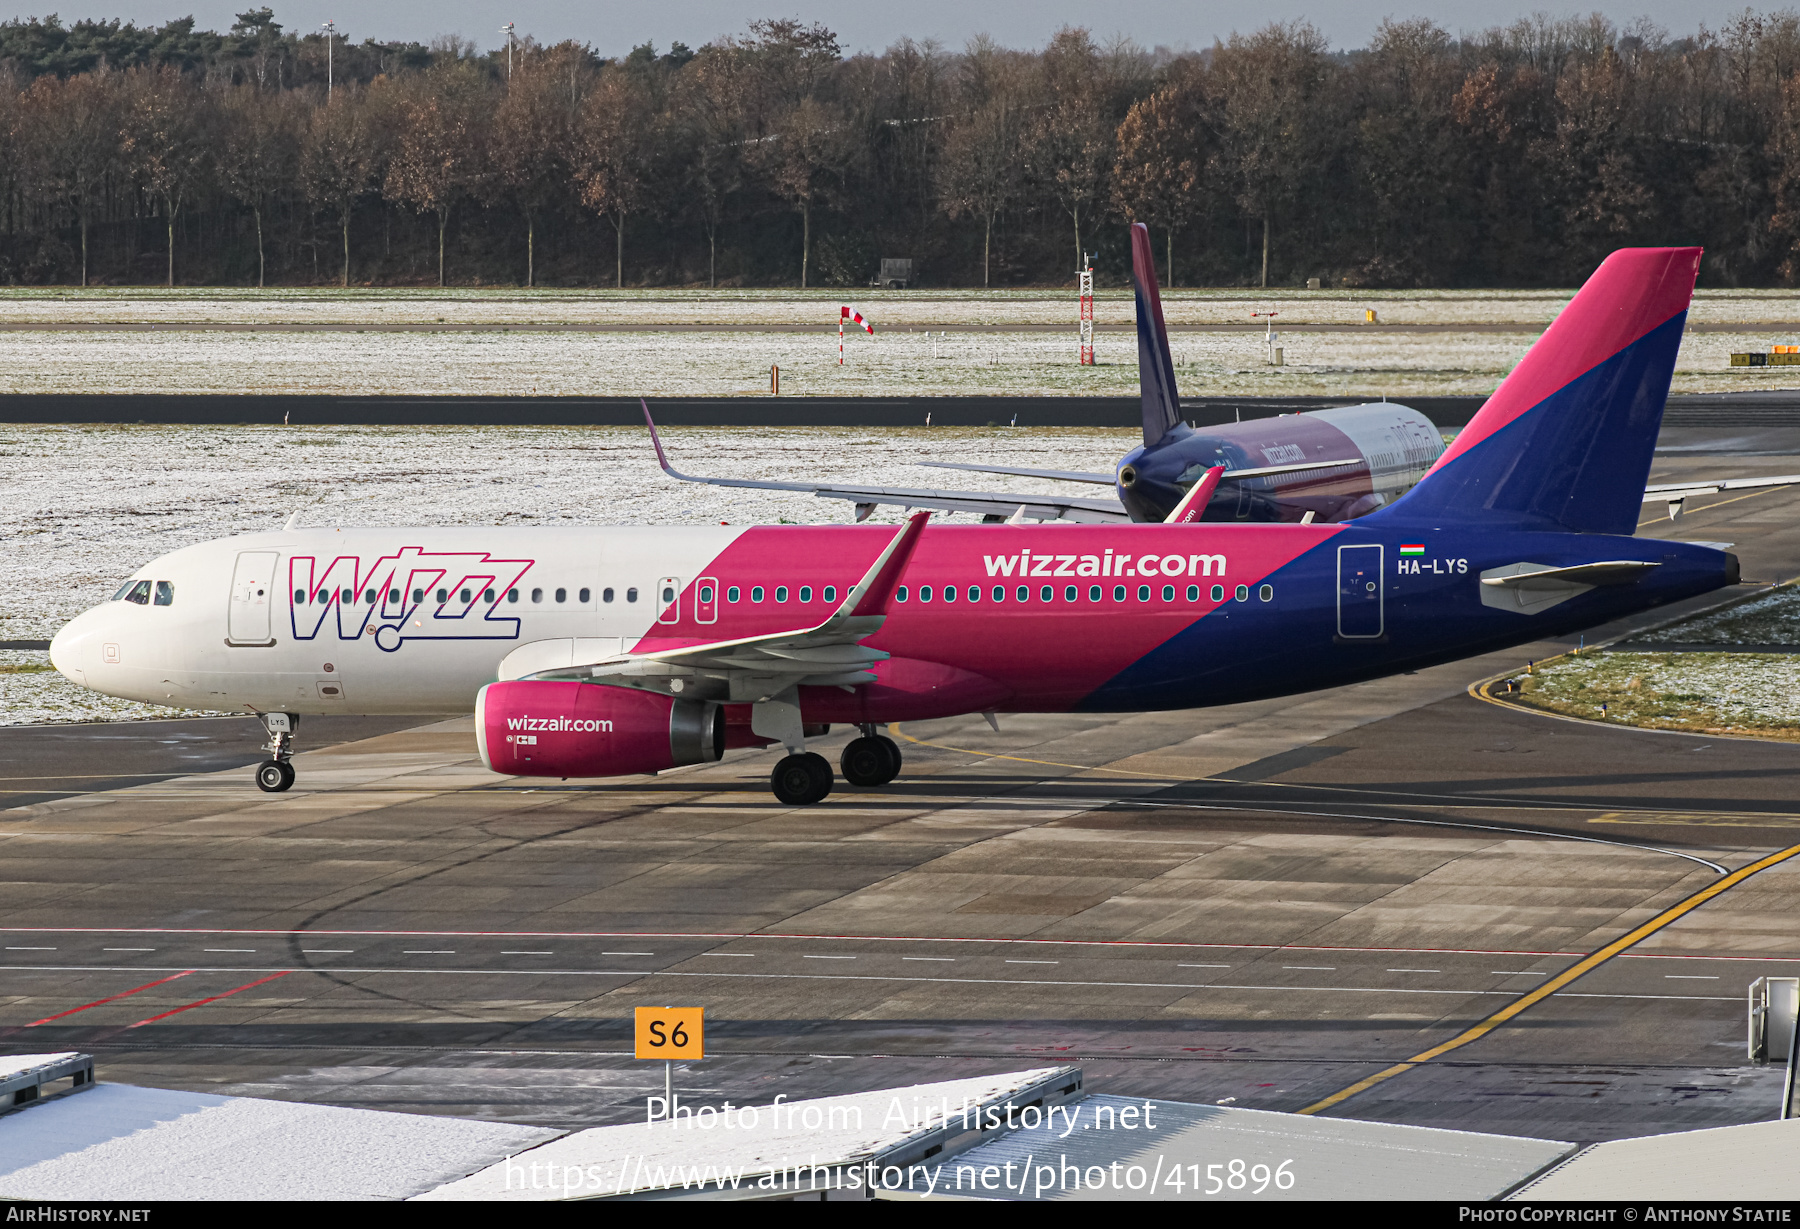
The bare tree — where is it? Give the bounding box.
[491,43,585,286]
[573,70,654,288]
[21,70,122,286]
[121,66,208,286]
[384,65,489,286]
[1113,76,1206,286]
[302,86,379,286]
[755,96,847,287]
[939,97,1026,286]
[1024,29,1114,274]
[218,84,300,286]
[673,45,747,287]
[1209,21,1332,287]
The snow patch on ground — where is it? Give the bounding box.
[0,423,1132,645]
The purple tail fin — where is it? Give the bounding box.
[1130,223,1182,447]
[1371,247,1701,535]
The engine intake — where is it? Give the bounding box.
[476,680,723,779]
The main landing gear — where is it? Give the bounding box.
[768,727,903,806]
[840,732,902,788]
[254,712,298,793]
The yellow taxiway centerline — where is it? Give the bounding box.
[1297,840,1800,1115]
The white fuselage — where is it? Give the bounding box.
[50,526,738,715]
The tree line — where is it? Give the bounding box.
[6,8,1800,289]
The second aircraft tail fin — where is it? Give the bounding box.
[1130,222,1182,448]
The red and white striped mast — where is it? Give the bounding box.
[1078,254,1094,365]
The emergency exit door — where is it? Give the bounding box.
[1336,544,1384,639]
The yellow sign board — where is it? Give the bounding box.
[635,1006,703,1060]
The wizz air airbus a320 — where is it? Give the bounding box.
[51,246,1735,805]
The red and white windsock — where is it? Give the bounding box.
[841,306,874,335]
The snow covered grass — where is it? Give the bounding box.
[0,422,1135,645]
[0,649,200,724]
[0,321,1777,397]
[1509,650,1800,739]
[1631,583,1800,646]
[0,285,1789,328]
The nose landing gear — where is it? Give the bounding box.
[254,712,298,793]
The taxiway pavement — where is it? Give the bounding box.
[3,447,1798,1144]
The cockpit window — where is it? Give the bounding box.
[112,582,135,601]
[153,581,174,607]
[124,580,152,605]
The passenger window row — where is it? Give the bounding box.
[891,582,1273,604]
[290,586,645,606]
[724,584,839,604]
[711,581,1274,607]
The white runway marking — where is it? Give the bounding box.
[0,964,1744,1003]
[502,950,553,955]
[1388,968,1441,974]
[1006,959,1058,965]
[403,950,455,955]
[1285,965,1336,971]
[601,951,653,956]
[903,957,954,962]
[1179,963,1231,968]
[203,949,254,953]
[802,955,856,960]
[698,953,754,958]
[6,947,55,951]
[103,948,154,952]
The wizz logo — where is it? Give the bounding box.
[289,547,535,652]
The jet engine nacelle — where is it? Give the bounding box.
[475,680,723,778]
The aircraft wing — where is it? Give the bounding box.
[918,461,1118,485]
[643,402,1128,523]
[1643,473,1800,519]
[503,512,930,690]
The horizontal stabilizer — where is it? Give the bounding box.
[1164,466,1225,523]
[1643,474,1800,502]
[1479,560,1660,589]
[1219,458,1359,481]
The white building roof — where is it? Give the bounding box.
[899,1095,1576,1202]
[420,1066,1078,1201]
[1513,1117,1800,1200]
[0,1082,559,1201]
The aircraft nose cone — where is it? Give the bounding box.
[49,616,96,686]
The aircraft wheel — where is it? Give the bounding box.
[842,737,898,787]
[874,736,903,783]
[255,759,294,793]
[771,753,832,805]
